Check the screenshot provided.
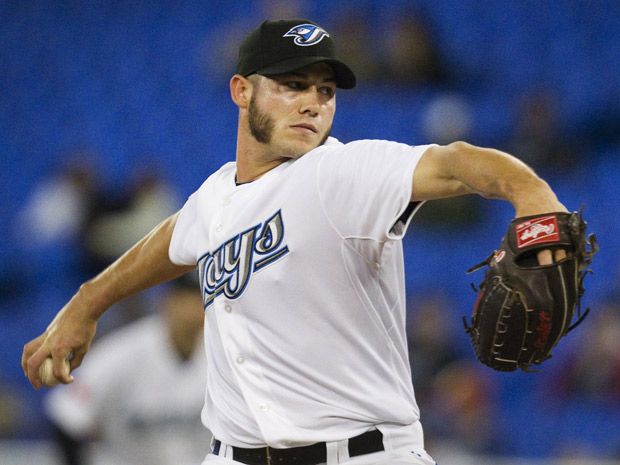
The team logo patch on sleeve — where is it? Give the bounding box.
[283,24,330,46]
[515,216,560,248]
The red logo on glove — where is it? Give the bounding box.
[515,216,560,248]
[533,311,552,349]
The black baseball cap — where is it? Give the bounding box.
[236,19,356,89]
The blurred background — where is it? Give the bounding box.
[1,0,619,464]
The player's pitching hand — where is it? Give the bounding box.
[22,293,98,389]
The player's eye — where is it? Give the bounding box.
[319,86,335,98]
[285,81,305,90]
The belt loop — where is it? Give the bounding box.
[325,441,338,465]
[336,438,350,464]
[212,439,221,455]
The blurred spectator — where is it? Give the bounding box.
[0,376,23,437]
[199,18,253,85]
[525,301,620,460]
[506,89,582,172]
[200,0,306,85]
[581,102,620,149]
[552,302,620,402]
[414,93,482,228]
[424,361,501,456]
[85,165,179,267]
[408,295,501,455]
[44,273,209,465]
[421,93,473,145]
[380,12,449,88]
[13,150,105,291]
[332,9,382,84]
[260,0,304,20]
[15,155,99,247]
[407,294,463,401]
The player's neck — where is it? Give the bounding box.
[235,134,288,184]
[235,156,287,184]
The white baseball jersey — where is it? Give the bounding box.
[45,315,210,465]
[169,137,432,449]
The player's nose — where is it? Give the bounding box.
[298,87,321,116]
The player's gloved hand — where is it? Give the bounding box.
[22,292,99,388]
[464,210,598,371]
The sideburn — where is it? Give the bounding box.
[248,93,275,144]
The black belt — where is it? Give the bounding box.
[213,429,384,465]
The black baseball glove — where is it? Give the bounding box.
[463,211,598,371]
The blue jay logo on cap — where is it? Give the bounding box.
[283,23,330,47]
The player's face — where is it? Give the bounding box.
[248,63,336,158]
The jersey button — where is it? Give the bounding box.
[224,303,232,313]
[223,197,231,206]
[258,403,269,412]
[215,224,223,232]
[236,355,245,364]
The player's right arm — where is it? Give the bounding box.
[22,212,195,389]
[411,141,566,216]
[411,141,567,264]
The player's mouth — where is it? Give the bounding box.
[290,123,318,134]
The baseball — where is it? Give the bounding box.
[40,357,70,387]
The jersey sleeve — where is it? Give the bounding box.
[169,192,200,266]
[317,140,433,241]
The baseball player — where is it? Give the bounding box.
[23,19,568,465]
[44,274,210,465]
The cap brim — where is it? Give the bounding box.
[256,56,356,89]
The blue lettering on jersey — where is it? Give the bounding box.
[198,210,289,309]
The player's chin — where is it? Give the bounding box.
[282,138,322,158]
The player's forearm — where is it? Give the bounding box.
[424,141,566,216]
[77,213,195,319]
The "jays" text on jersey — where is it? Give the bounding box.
[198,210,289,308]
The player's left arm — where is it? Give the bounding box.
[412,141,567,216]
[411,141,568,265]
[22,213,194,389]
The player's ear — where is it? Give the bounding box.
[230,74,253,109]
